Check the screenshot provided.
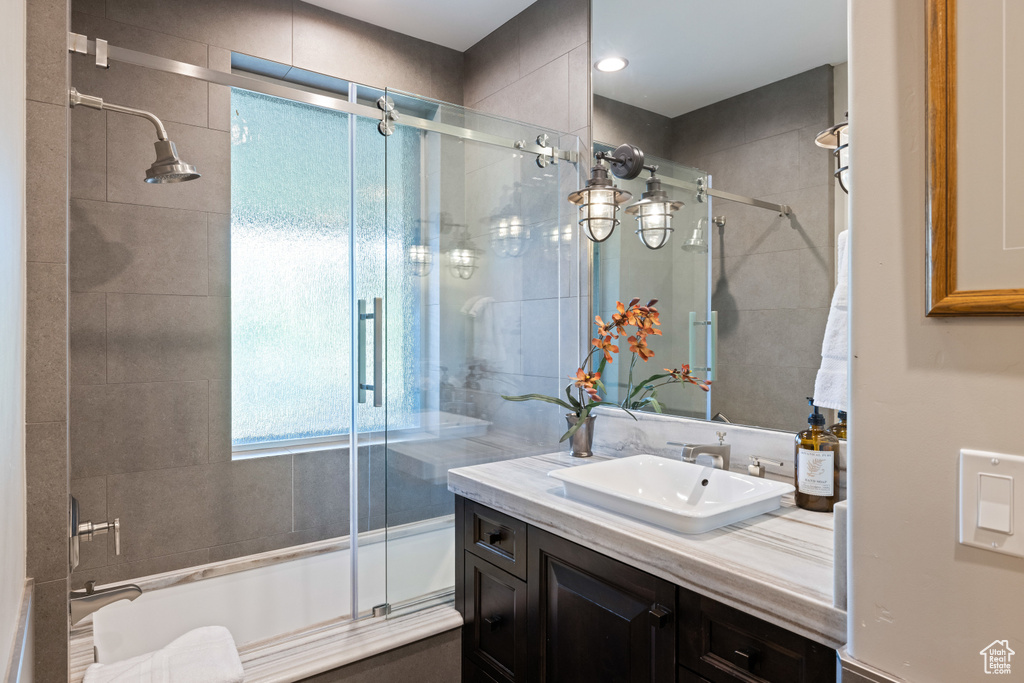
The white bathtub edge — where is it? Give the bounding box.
[240,604,463,683]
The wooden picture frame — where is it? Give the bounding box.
[926,0,1024,315]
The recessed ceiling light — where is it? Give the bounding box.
[594,57,628,73]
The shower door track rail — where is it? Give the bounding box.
[69,34,577,164]
[657,176,792,216]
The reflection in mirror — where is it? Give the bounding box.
[591,0,848,431]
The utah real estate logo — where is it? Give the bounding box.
[980,640,1014,675]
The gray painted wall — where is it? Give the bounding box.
[0,0,27,677]
[593,66,836,430]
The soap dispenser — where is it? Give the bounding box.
[795,398,840,512]
[829,410,847,440]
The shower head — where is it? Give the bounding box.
[145,140,201,184]
[69,87,201,184]
[682,217,708,253]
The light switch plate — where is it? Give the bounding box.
[960,449,1024,558]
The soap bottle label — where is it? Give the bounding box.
[797,448,834,496]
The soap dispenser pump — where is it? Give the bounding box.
[829,410,847,439]
[794,397,840,512]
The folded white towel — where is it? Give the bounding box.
[814,230,849,411]
[84,626,244,683]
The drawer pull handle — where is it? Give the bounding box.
[734,648,758,671]
[648,604,672,628]
[485,529,502,544]
[484,615,503,631]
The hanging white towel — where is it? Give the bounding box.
[814,230,849,411]
[83,626,244,683]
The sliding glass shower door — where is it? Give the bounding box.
[380,91,581,614]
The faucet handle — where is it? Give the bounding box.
[747,456,785,478]
[716,431,727,445]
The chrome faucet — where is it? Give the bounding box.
[70,580,143,625]
[668,431,731,471]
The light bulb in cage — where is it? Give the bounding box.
[625,172,683,249]
[567,160,632,242]
[446,237,479,280]
[491,216,529,257]
[407,244,433,276]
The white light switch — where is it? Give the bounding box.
[977,473,1013,533]
[960,449,1024,558]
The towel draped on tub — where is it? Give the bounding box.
[83,626,244,683]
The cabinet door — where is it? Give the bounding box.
[528,528,676,683]
[678,588,836,683]
[465,553,528,682]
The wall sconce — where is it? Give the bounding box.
[569,144,682,249]
[491,216,529,257]
[447,231,480,280]
[408,244,432,277]
[567,145,642,242]
[625,169,683,249]
[815,115,849,194]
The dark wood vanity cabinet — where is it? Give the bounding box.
[455,496,837,683]
[529,527,677,682]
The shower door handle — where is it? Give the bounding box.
[372,297,382,407]
[358,298,383,407]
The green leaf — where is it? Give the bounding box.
[501,394,575,411]
[628,373,671,399]
[649,397,663,413]
[564,384,582,410]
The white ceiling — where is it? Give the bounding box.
[302,0,536,51]
[593,0,848,118]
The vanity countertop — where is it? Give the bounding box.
[448,451,846,649]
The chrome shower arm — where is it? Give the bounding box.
[69,87,169,141]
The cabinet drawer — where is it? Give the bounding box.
[678,589,836,683]
[464,500,528,579]
[464,553,528,683]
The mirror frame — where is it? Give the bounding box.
[926,0,1024,316]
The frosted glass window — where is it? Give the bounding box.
[230,88,421,447]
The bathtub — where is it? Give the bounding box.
[79,517,456,668]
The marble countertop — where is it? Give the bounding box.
[448,452,847,649]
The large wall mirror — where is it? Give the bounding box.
[590,0,849,431]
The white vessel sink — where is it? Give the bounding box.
[549,454,795,534]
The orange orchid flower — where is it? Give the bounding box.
[592,335,619,363]
[572,368,602,401]
[594,315,615,338]
[665,364,711,391]
[628,335,654,361]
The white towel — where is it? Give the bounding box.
[814,230,849,411]
[84,626,244,683]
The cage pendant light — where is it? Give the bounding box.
[567,161,632,242]
[625,174,683,249]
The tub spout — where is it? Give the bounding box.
[70,581,143,625]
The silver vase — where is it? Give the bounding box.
[565,414,596,458]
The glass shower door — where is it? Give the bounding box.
[380,90,580,614]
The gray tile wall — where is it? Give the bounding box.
[25,0,71,678]
[673,66,835,430]
[593,95,671,153]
